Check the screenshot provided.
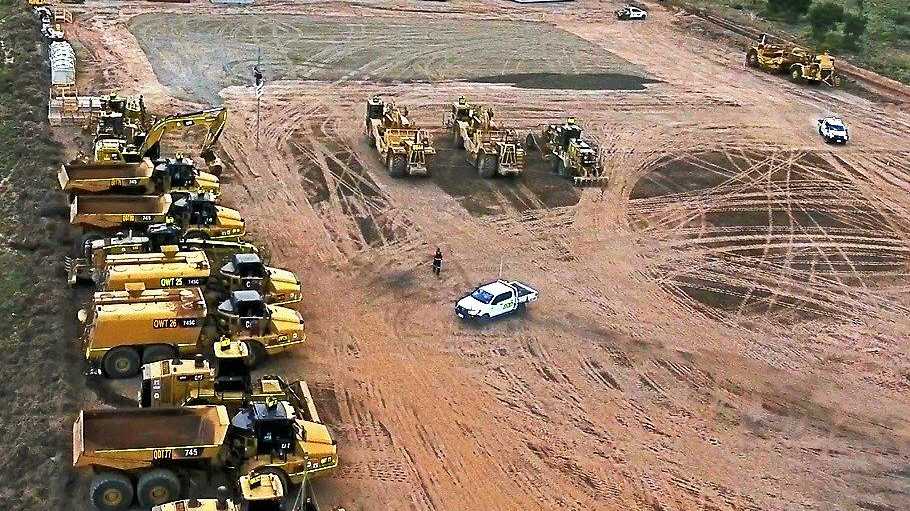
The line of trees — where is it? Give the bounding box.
[764,0,867,50]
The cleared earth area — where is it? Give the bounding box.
[52,1,910,511]
[127,13,649,101]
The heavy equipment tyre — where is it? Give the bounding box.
[551,156,561,174]
[387,154,406,178]
[477,153,497,178]
[557,160,567,177]
[102,347,141,378]
[136,469,181,508]
[746,51,759,68]
[141,344,177,365]
[790,66,803,83]
[452,129,462,148]
[245,341,268,368]
[90,472,133,511]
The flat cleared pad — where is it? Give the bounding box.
[628,150,910,319]
[128,14,646,101]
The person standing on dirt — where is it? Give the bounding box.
[432,247,442,277]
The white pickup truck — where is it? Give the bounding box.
[455,280,538,320]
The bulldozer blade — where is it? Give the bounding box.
[573,176,609,188]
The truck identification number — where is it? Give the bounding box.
[153,449,173,460]
[160,277,205,287]
[153,318,201,329]
[122,214,155,223]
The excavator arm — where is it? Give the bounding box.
[139,107,228,173]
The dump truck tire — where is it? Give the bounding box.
[141,344,177,365]
[102,346,141,378]
[136,469,180,508]
[245,341,267,368]
[790,66,803,82]
[90,472,133,511]
[477,153,497,178]
[452,129,462,148]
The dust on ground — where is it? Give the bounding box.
[60,1,910,511]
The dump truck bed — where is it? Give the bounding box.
[59,160,154,192]
[74,406,229,470]
[70,194,171,228]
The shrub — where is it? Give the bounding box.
[808,2,845,39]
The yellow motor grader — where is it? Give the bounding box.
[443,96,525,178]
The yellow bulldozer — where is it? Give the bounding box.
[746,34,839,87]
[526,118,607,187]
[443,96,525,178]
[365,96,435,177]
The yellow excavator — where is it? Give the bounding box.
[75,107,228,175]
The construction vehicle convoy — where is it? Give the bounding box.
[80,285,305,377]
[746,34,839,86]
[365,96,435,177]
[73,399,338,511]
[527,118,607,186]
[444,96,525,178]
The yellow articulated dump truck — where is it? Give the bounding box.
[66,224,260,287]
[73,400,338,511]
[70,193,245,252]
[81,285,208,378]
[59,157,220,198]
[81,286,305,378]
[216,253,301,305]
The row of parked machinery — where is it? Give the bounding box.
[26,18,338,504]
[365,95,611,186]
[62,99,335,510]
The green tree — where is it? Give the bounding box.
[843,12,868,38]
[767,0,812,17]
[808,2,845,39]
